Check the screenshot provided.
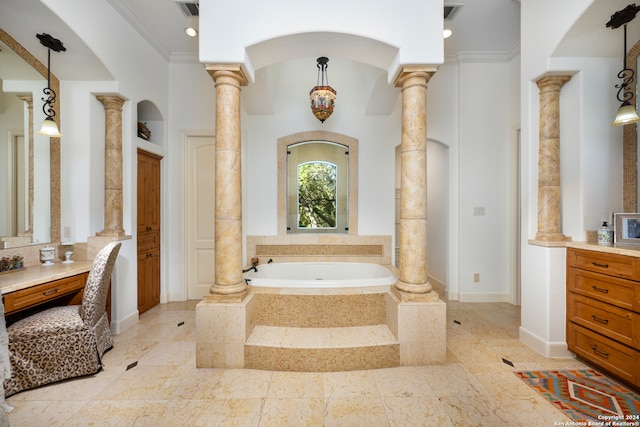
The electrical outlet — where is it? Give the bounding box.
[473,273,480,282]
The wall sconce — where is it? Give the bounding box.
[607,4,640,126]
[309,57,336,123]
[36,33,65,137]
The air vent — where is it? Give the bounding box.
[444,5,462,20]
[176,1,199,17]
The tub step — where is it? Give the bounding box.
[244,325,400,371]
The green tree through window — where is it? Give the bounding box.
[297,161,337,228]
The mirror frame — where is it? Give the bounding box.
[278,131,358,236]
[0,28,60,244]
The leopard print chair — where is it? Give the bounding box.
[3,241,121,397]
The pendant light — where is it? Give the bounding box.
[36,33,65,137]
[607,4,640,126]
[309,57,336,123]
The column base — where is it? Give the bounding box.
[534,232,572,242]
[391,283,439,302]
[209,282,249,302]
[96,228,128,239]
[386,291,446,365]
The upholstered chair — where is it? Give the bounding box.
[3,241,121,397]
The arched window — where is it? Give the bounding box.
[278,132,357,235]
[297,161,338,229]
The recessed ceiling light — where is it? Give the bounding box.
[185,27,198,37]
[443,29,453,39]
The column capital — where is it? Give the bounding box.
[206,64,249,88]
[393,66,437,89]
[96,94,126,111]
[17,94,33,108]
[536,75,572,93]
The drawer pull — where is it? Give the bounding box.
[591,315,609,324]
[591,262,609,268]
[591,345,609,359]
[591,285,609,294]
[43,288,59,296]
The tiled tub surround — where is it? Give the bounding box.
[246,235,392,265]
[196,285,446,371]
[198,234,446,370]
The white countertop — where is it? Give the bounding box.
[0,261,93,294]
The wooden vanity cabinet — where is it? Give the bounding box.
[566,248,640,387]
[3,272,90,325]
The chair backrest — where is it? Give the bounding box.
[79,241,121,326]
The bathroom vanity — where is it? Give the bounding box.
[566,244,640,387]
[1,261,93,325]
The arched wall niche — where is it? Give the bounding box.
[136,100,164,145]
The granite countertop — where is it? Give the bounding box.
[0,261,93,294]
[567,241,640,257]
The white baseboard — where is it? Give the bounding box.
[519,326,573,358]
[111,310,139,335]
[458,293,510,303]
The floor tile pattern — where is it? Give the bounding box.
[5,298,589,426]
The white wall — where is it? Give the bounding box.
[242,58,400,242]
[519,0,624,356]
[41,0,171,331]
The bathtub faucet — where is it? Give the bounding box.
[242,265,257,273]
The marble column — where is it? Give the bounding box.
[392,66,437,300]
[95,95,127,238]
[207,65,248,299]
[17,95,34,237]
[535,75,572,242]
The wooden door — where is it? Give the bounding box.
[137,149,161,313]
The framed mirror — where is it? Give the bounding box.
[278,131,358,235]
[0,29,59,249]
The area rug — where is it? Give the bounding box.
[515,369,640,423]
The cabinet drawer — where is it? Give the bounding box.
[3,273,87,315]
[568,292,637,348]
[567,323,639,386]
[568,268,637,311]
[568,248,639,280]
[138,231,160,252]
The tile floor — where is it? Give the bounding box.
[4,297,588,426]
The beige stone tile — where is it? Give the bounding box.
[382,396,454,426]
[6,400,80,426]
[438,394,517,426]
[213,369,273,398]
[259,398,324,426]
[192,398,263,426]
[137,341,195,366]
[423,363,487,396]
[323,370,379,398]
[324,396,390,426]
[62,400,147,426]
[152,364,224,400]
[97,365,176,400]
[268,371,324,398]
[371,366,436,397]
[132,399,210,426]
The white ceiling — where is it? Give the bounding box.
[2,0,637,82]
